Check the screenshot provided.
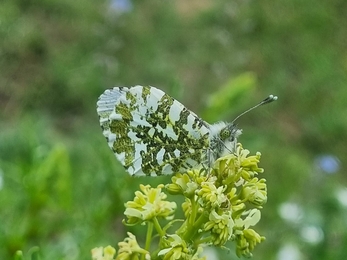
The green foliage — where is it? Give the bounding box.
[14,247,40,260]
[202,72,257,121]
[1,0,347,259]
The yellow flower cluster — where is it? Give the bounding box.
[117,232,150,260]
[166,144,266,256]
[204,209,234,246]
[92,144,267,259]
[124,184,177,225]
[158,234,206,260]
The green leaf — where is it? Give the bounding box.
[202,72,257,122]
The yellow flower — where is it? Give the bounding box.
[166,170,204,198]
[158,234,188,260]
[197,178,228,209]
[212,145,264,184]
[241,178,267,206]
[116,232,149,260]
[91,245,116,260]
[91,247,103,260]
[204,209,234,246]
[237,209,261,229]
[233,209,264,257]
[235,228,265,257]
[236,147,263,181]
[212,154,239,184]
[243,228,264,251]
[230,201,246,216]
[124,184,176,224]
[181,198,193,218]
[158,234,205,260]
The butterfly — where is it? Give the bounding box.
[96,85,277,176]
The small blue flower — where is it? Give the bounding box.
[315,155,340,174]
[110,0,132,13]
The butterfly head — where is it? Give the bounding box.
[208,122,242,162]
[219,124,241,142]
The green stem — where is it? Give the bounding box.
[145,222,154,251]
[189,198,197,227]
[152,217,165,237]
[193,212,209,230]
[182,198,206,242]
[183,211,209,242]
[176,219,188,236]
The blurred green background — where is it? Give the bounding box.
[1,0,347,259]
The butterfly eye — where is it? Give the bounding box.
[219,128,231,141]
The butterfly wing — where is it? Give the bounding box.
[97,85,210,176]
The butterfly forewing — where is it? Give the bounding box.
[97,85,210,176]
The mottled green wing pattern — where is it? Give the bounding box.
[97,85,210,176]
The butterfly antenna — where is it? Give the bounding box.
[231,94,278,124]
